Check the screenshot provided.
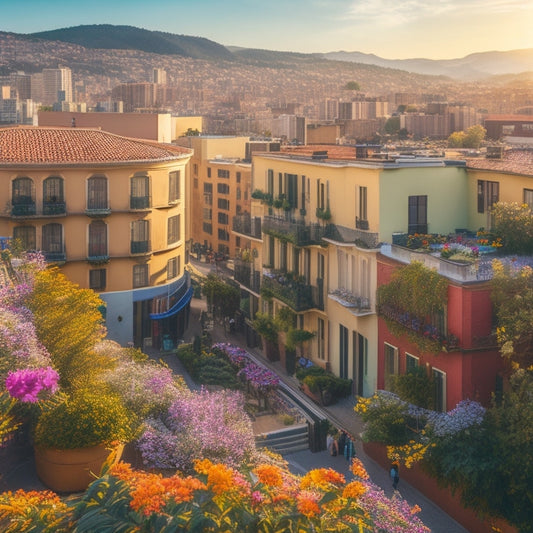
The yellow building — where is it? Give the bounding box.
[176,135,252,258]
[0,126,193,348]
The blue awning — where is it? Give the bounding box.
[150,286,194,320]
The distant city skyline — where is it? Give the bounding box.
[1,0,532,60]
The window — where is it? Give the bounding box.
[267,169,274,195]
[42,223,63,258]
[131,220,149,253]
[236,187,241,200]
[218,228,230,241]
[218,198,230,210]
[432,368,447,412]
[477,180,499,214]
[131,173,150,209]
[87,175,108,210]
[218,212,229,224]
[193,163,198,175]
[13,226,36,250]
[359,186,368,222]
[286,173,298,209]
[207,167,211,178]
[339,324,349,379]
[217,183,230,194]
[194,178,198,189]
[167,215,180,244]
[317,317,325,360]
[204,183,213,193]
[43,176,64,211]
[203,222,213,234]
[236,171,241,183]
[12,177,35,215]
[203,208,212,221]
[133,264,148,288]
[89,269,106,291]
[384,343,399,389]
[280,242,287,271]
[524,189,533,210]
[169,171,180,203]
[408,195,427,234]
[217,169,230,179]
[317,180,325,209]
[405,353,419,373]
[167,256,180,280]
[88,220,107,257]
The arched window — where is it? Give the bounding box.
[130,173,150,209]
[43,176,65,215]
[12,177,35,215]
[13,226,36,250]
[88,220,108,258]
[87,175,108,210]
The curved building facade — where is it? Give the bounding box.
[0,126,193,348]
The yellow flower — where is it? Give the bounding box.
[342,480,367,499]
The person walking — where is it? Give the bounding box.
[390,462,400,490]
[343,433,356,462]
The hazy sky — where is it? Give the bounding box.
[1,0,532,59]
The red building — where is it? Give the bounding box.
[377,245,507,411]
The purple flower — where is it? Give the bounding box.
[5,366,59,403]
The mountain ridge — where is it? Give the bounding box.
[12,24,532,80]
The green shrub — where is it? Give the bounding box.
[390,366,434,409]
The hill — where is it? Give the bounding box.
[29,24,234,61]
[322,49,533,80]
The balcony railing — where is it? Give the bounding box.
[42,202,66,216]
[263,215,325,246]
[328,288,372,314]
[85,207,111,217]
[130,240,150,254]
[11,203,36,217]
[262,268,324,311]
[323,223,380,249]
[43,251,66,263]
[234,258,261,293]
[130,196,151,210]
[232,213,262,239]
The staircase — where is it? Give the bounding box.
[255,423,309,455]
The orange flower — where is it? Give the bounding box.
[342,480,367,500]
[206,463,235,495]
[300,468,345,490]
[254,464,283,487]
[296,492,321,518]
[194,458,213,475]
[350,458,370,480]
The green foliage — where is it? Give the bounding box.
[34,388,133,449]
[27,267,114,391]
[355,394,415,446]
[296,366,351,402]
[447,125,486,148]
[490,201,533,254]
[390,366,434,409]
[384,116,400,135]
[184,128,200,136]
[491,259,533,369]
[252,312,279,343]
[343,81,361,91]
[377,261,447,319]
[315,206,331,221]
[202,274,240,320]
[276,306,296,332]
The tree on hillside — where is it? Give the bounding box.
[343,81,360,91]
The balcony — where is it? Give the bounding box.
[232,213,262,240]
[130,196,151,210]
[234,258,261,293]
[130,240,150,254]
[262,268,324,312]
[86,255,110,265]
[85,207,111,218]
[323,224,380,249]
[43,251,66,264]
[42,202,66,216]
[11,203,36,217]
[263,215,325,246]
[328,288,372,315]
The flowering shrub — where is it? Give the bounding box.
[34,389,133,449]
[65,458,428,532]
[5,367,59,403]
[138,388,256,471]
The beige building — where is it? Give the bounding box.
[0,126,193,348]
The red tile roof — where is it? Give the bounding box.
[466,150,533,177]
[0,126,191,165]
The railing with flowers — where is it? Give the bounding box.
[379,303,459,352]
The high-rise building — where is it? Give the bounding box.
[42,68,73,106]
[153,68,167,85]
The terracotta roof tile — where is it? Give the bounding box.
[466,150,533,177]
[0,126,191,165]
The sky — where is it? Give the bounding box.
[1,0,532,60]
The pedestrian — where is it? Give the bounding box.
[327,432,338,456]
[390,462,400,490]
[343,433,356,462]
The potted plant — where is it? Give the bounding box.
[33,388,133,493]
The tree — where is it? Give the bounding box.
[447,131,466,148]
[490,201,533,255]
[184,128,200,136]
[343,81,360,91]
[491,259,533,370]
[202,274,240,320]
[384,116,400,135]
[463,125,486,148]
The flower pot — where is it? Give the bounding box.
[34,443,124,493]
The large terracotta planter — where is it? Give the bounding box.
[34,443,124,493]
